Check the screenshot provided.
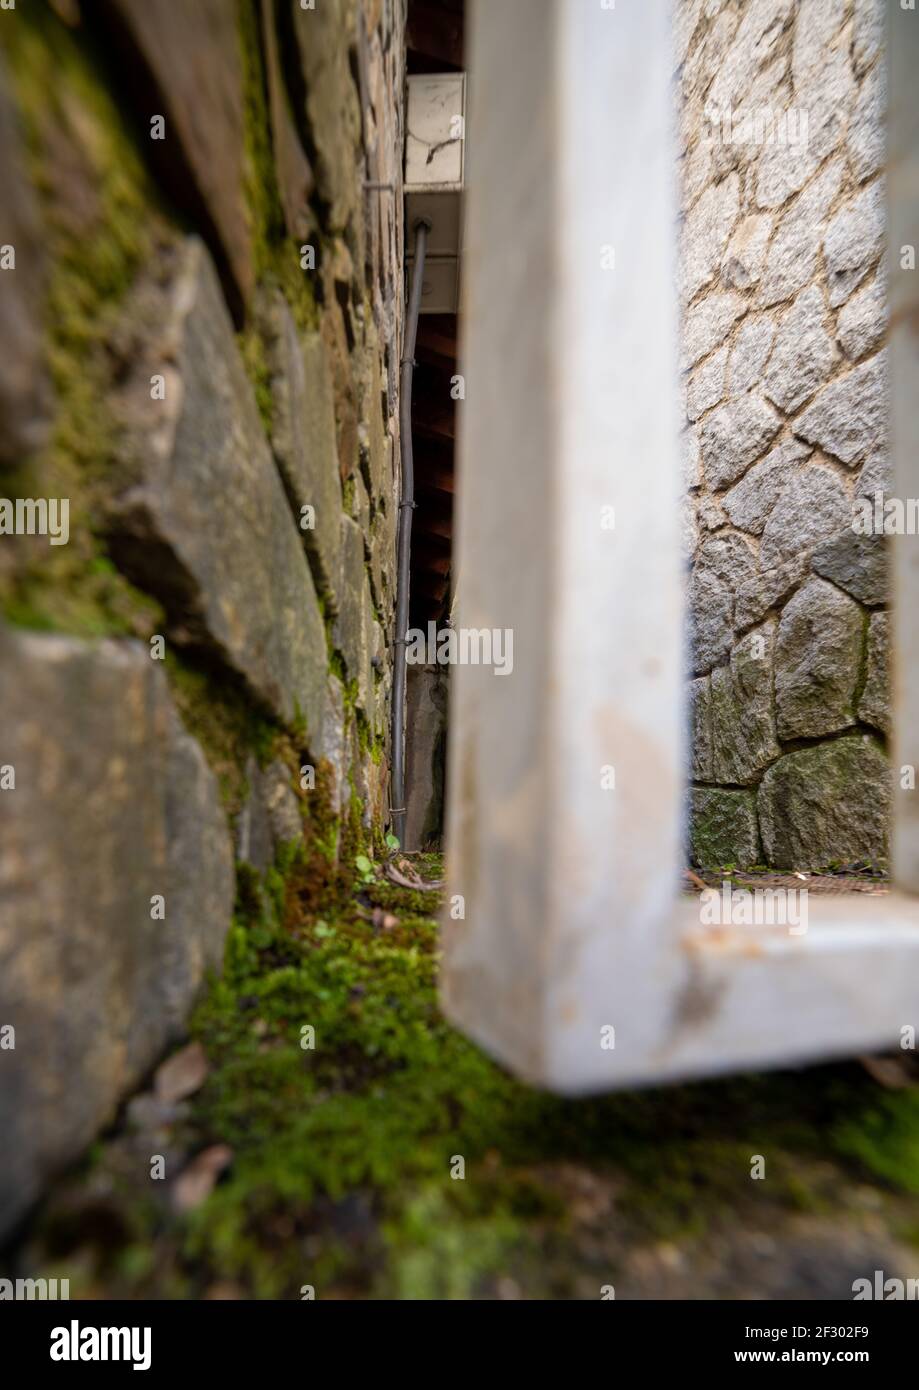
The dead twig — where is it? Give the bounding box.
[384,863,444,892]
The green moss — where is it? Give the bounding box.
[29,823,919,1300]
[0,8,170,639]
[238,325,275,436]
[236,0,317,333]
[165,653,280,811]
[833,1092,919,1194]
[689,787,759,871]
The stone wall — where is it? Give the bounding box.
[677,0,891,870]
[0,0,405,1236]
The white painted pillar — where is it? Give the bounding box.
[442,0,683,1089]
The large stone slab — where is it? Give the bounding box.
[95,0,253,310]
[760,464,850,568]
[722,440,811,535]
[735,554,809,629]
[680,173,740,305]
[721,213,772,290]
[689,788,760,869]
[823,181,885,308]
[709,622,780,785]
[847,60,885,183]
[237,756,303,872]
[763,285,838,413]
[682,290,747,368]
[264,294,343,611]
[699,394,782,490]
[812,526,887,606]
[318,673,348,816]
[758,735,889,868]
[775,577,863,739]
[333,514,376,717]
[109,238,327,739]
[727,315,775,396]
[689,674,712,781]
[688,564,733,674]
[756,159,845,308]
[293,0,363,233]
[794,352,889,466]
[837,274,887,362]
[262,0,315,242]
[859,611,890,734]
[0,624,234,1237]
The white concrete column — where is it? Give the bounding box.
[442,0,683,1089]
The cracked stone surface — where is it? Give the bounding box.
[689,787,760,867]
[0,624,234,1236]
[689,565,733,675]
[722,440,811,536]
[756,159,845,308]
[837,275,887,362]
[686,344,728,420]
[700,394,782,490]
[763,285,837,413]
[823,181,885,309]
[264,294,344,612]
[681,173,741,304]
[758,736,889,868]
[859,611,890,734]
[794,352,889,466]
[759,465,850,569]
[775,578,864,740]
[728,315,775,396]
[109,238,328,739]
[710,622,780,785]
[721,212,772,289]
[734,554,809,630]
[812,526,888,606]
[683,290,748,368]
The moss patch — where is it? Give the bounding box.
[237,0,317,338]
[22,846,919,1300]
[0,7,171,639]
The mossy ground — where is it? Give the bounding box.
[16,846,919,1300]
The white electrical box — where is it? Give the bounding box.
[404,72,465,312]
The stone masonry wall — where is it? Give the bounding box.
[677,0,891,871]
[0,0,405,1236]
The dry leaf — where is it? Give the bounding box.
[858,1054,918,1090]
[154,1041,209,1104]
[172,1144,233,1212]
[384,864,444,891]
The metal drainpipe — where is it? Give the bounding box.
[391,218,431,845]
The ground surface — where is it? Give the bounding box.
[6,853,919,1300]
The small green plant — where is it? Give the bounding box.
[385,833,400,851]
[355,854,375,884]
